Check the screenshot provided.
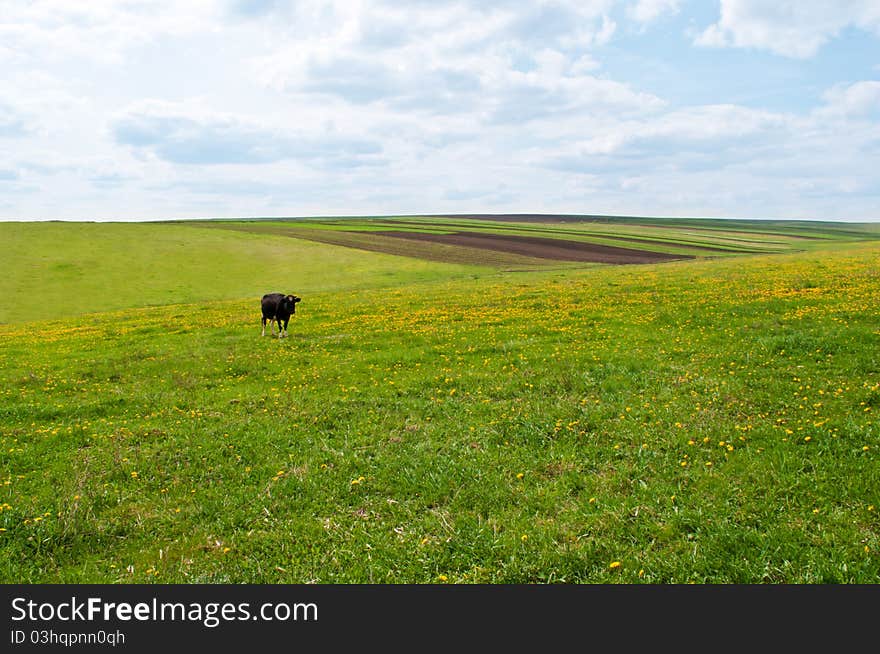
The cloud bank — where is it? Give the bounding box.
[0,0,878,221]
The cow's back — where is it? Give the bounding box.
[262,293,284,317]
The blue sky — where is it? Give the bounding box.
[1,0,878,221]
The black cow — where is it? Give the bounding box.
[261,293,301,338]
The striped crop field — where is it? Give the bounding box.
[185,214,875,270]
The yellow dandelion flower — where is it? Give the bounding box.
[516,472,524,480]
[609,561,621,569]
[130,471,138,478]
[521,534,528,542]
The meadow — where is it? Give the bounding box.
[1,217,878,583]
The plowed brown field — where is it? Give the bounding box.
[371,230,692,264]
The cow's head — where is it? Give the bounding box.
[285,295,302,313]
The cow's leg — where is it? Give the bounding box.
[261,316,267,336]
[282,317,291,338]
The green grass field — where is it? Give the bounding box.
[1,216,878,583]
[0,221,487,324]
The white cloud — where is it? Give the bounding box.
[546,103,792,173]
[485,71,664,125]
[251,2,645,130]
[819,81,880,118]
[0,1,221,64]
[627,0,681,24]
[632,104,789,145]
[0,103,29,137]
[695,0,880,58]
[112,101,383,166]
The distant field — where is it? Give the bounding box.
[185,214,875,271]
[1,216,878,583]
[11,215,876,324]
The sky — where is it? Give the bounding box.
[1,0,879,222]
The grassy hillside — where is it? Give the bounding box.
[0,222,488,324]
[7,216,876,325]
[1,224,877,583]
